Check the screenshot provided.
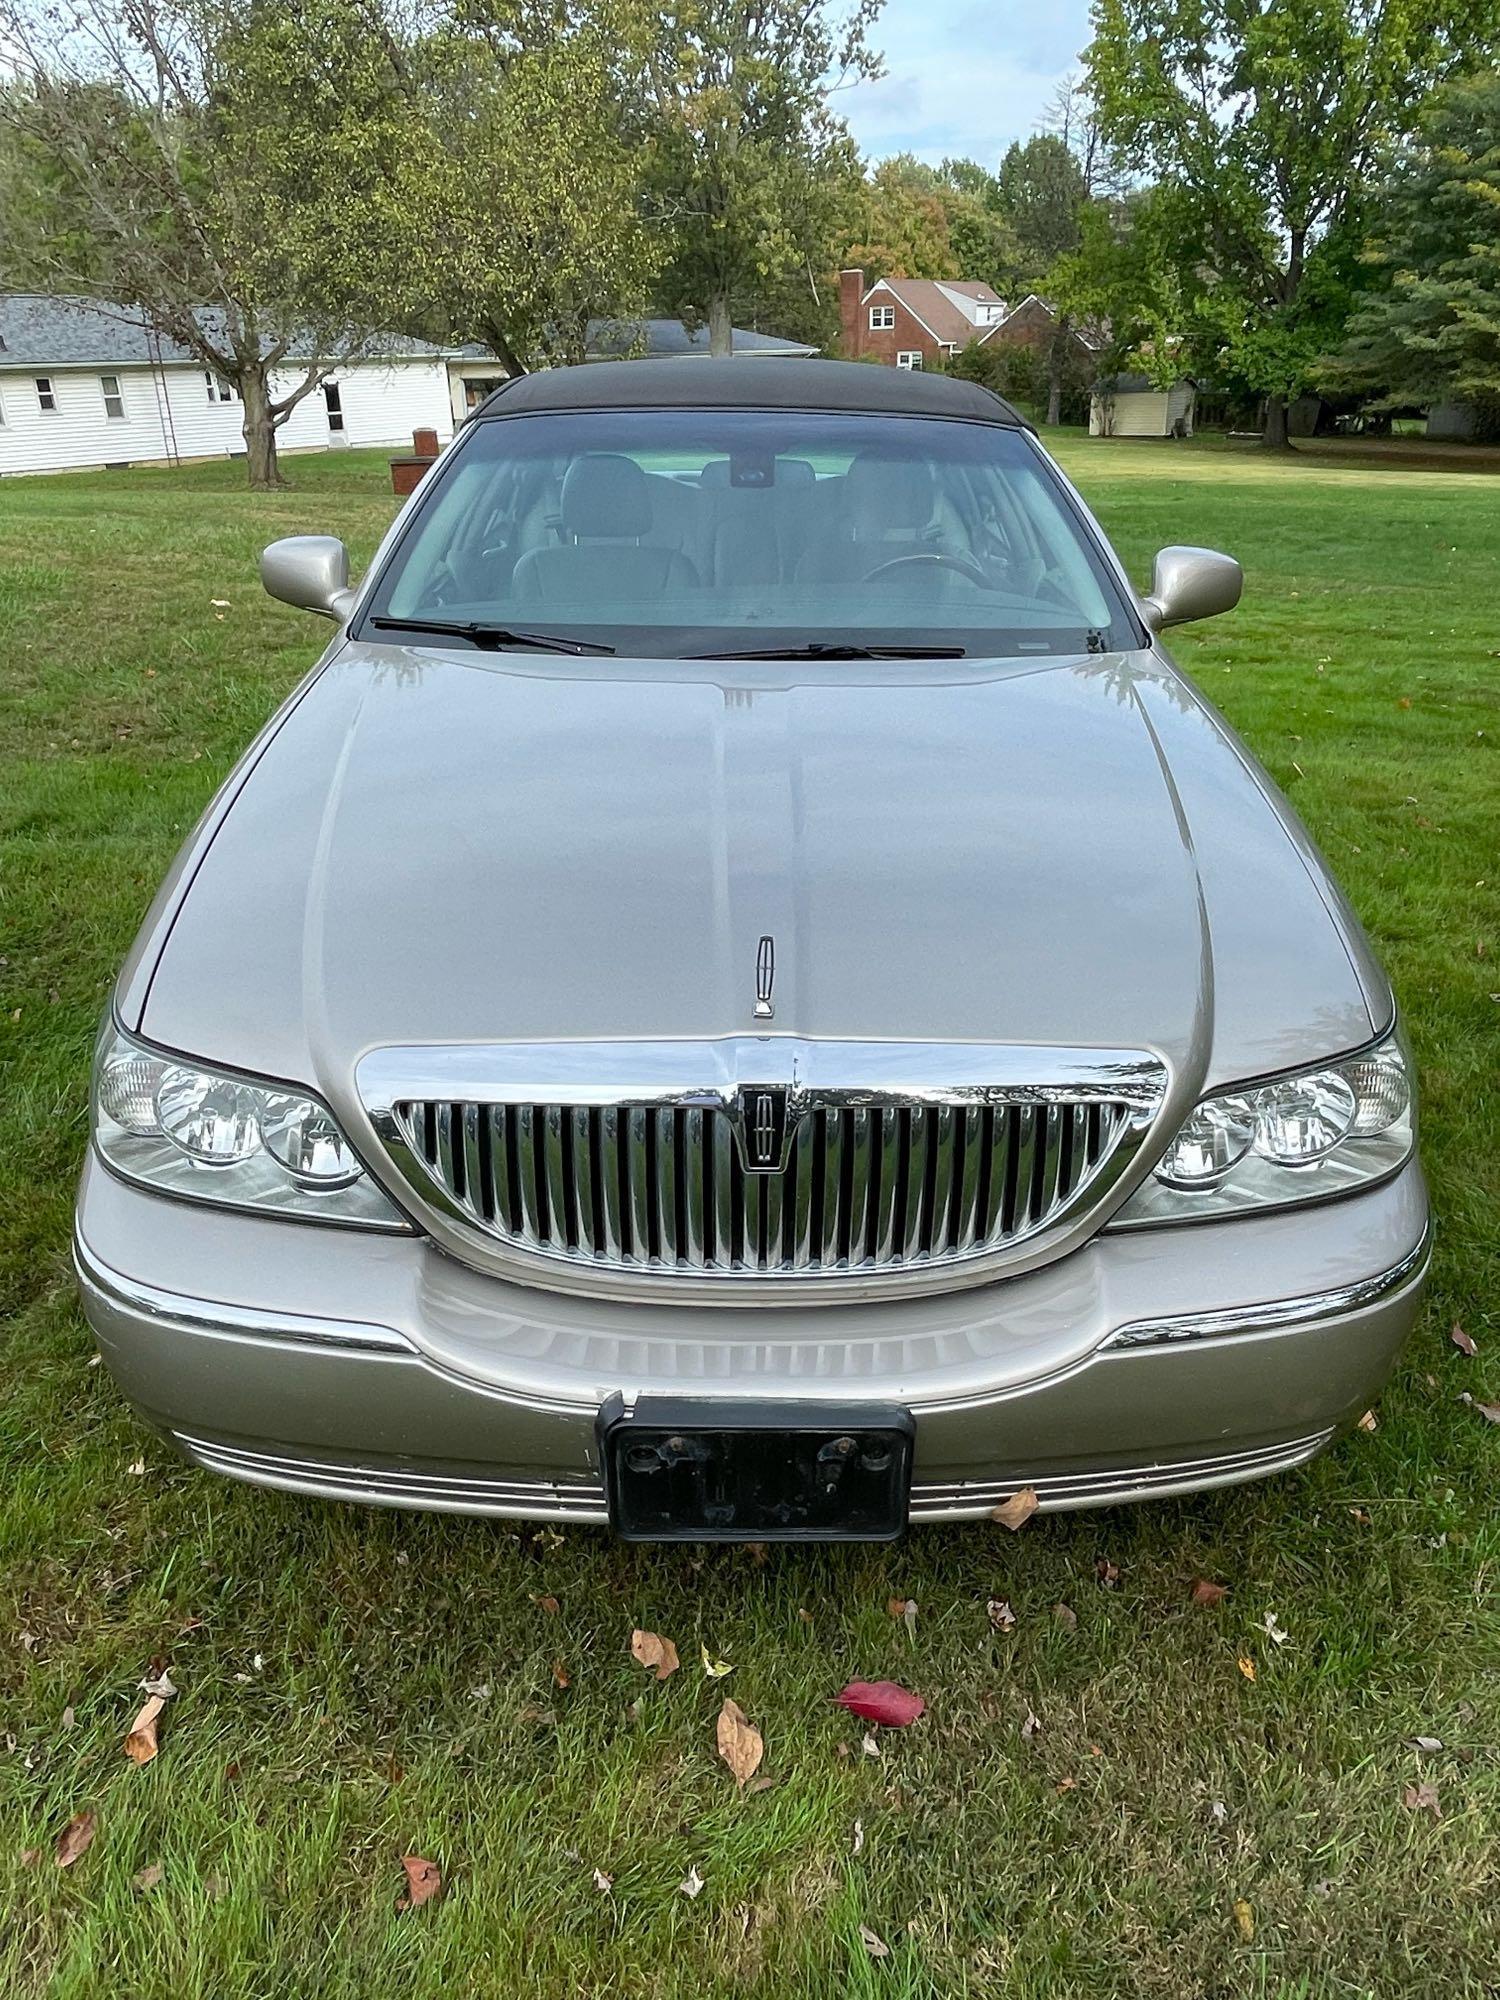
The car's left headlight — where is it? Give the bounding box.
[91,1019,409,1229]
[1111,1025,1415,1226]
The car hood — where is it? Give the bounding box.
[136,644,1384,1125]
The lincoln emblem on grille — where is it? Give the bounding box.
[738,1084,790,1173]
[753,934,775,1020]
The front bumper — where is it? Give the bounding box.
[75,1152,1430,1524]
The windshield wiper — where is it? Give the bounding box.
[369,616,615,656]
[690,642,967,661]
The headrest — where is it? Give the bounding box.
[561,454,652,538]
[844,452,934,534]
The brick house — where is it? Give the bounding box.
[839,269,1099,374]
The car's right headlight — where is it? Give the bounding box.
[1110,1025,1415,1226]
[91,1019,409,1230]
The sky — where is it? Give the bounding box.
[840,0,1096,169]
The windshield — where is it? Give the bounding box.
[361,407,1138,659]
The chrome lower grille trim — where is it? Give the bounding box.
[172,1430,609,1521]
[909,1430,1335,1519]
[360,1037,1165,1296]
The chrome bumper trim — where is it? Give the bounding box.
[909,1429,1335,1519]
[171,1430,609,1522]
[1100,1225,1431,1350]
[74,1233,416,1357]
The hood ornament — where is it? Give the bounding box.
[753,934,775,1020]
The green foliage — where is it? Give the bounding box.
[1085,0,1500,433]
[626,0,878,352]
[845,153,1017,289]
[996,134,1088,284]
[1326,69,1500,427]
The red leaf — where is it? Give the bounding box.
[835,1681,925,1727]
[397,1854,443,1909]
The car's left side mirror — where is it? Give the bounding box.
[260,535,358,622]
[1140,546,1242,632]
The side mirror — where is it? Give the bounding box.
[260,535,358,621]
[1140,546,1242,632]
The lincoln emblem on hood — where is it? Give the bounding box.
[754,934,775,1020]
[738,1084,790,1173]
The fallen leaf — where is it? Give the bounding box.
[1021,1708,1044,1739]
[835,1682,926,1727]
[532,1594,561,1615]
[797,1607,814,1625]
[987,1598,1016,1631]
[138,1668,177,1700]
[60,1706,76,1731]
[1408,1735,1443,1753]
[1450,1322,1477,1357]
[126,1459,146,1476]
[1191,1578,1229,1606]
[124,1695,166,1767]
[21,1847,41,1867]
[861,1731,881,1759]
[1210,1800,1228,1825]
[1055,1776,1077,1793]
[859,1924,891,1961]
[1348,1506,1372,1524]
[743,1543,769,1565]
[1356,1409,1378,1433]
[551,1659,571,1689]
[1402,1781,1441,1817]
[1261,1611,1290,1646]
[592,1868,614,1894]
[1052,1602,1077,1631]
[851,1818,865,1856]
[630,1630,680,1681]
[887,1596,918,1637]
[1095,1557,1120,1588]
[716,1698,764,1787]
[1233,1898,1254,1941]
[678,1864,705,1898]
[989,1487,1039,1531]
[1237,1656,1256,1681]
[700,1642,734,1678]
[132,1862,163,1892]
[1459,1393,1500,1425]
[210,598,231,609]
[397,1854,443,1910]
[55,1813,96,1868]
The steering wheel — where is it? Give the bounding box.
[860,551,989,588]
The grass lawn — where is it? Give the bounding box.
[1,437,1497,1999]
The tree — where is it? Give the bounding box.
[0,0,417,488]
[1085,0,1500,447]
[996,134,1089,284]
[1325,70,1500,432]
[628,0,880,355]
[403,16,659,374]
[845,154,1016,287]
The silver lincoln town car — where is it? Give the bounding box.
[75,360,1430,1540]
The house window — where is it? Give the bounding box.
[895,351,924,371]
[36,376,56,412]
[204,371,236,404]
[100,373,125,421]
[323,380,345,434]
[869,305,895,330]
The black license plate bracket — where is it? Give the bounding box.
[598,1395,914,1542]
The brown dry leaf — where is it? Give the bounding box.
[630,1629,680,1681]
[1403,1781,1442,1817]
[1450,1321,1478,1357]
[1021,1708,1044,1739]
[716,1698,764,1788]
[532,1594,561,1616]
[859,1924,891,1960]
[21,1847,42,1868]
[55,1813,96,1868]
[132,1862,164,1893]
[744,1543,769,1566]
[1233,1899,1254,1941]
[397,1854,443,1910]
[1052,1602,1077,1631]
[1459,1393,1500,1425]
[124,1695,166,1767]
[989,1487,1039,1531]
[1237,1656,1256,1681]
[551,1659,571,1689]
[987,1598,1017,1631]
[1095,1557,1120,1588]
[1356,1409,1378,1433]
[1055,1776,1078,1793]
[1191,1578,1229,1606]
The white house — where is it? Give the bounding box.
[1090,372,1198,438]
[0,294,462,476]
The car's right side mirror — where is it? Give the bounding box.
[1140,546,1243,632]
[260,535,358,622]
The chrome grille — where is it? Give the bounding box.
[386,1090,1139,1279]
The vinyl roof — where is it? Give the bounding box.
[475,358,1030,425]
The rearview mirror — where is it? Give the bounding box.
[1140,546,1242,632]
[260,536,358,621]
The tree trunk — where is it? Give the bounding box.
[239,364,285,489]
[708,294,733,357]
[1261,395,1294,451]
[1045,319,1069,427]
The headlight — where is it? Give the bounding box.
[1113,1026,1414,1225]
[91,1020,408,1229]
